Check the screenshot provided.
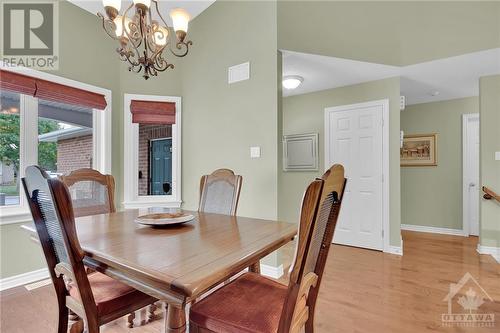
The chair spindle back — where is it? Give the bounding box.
[279,164,347,333]
[22,166,98,326]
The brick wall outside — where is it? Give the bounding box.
[57,135,93,175]
[138,124,172,195]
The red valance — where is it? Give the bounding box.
[0,70,36,95]
[0,70,107,110]
[130,100,176,125]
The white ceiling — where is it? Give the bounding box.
[282,48,500,105]
[69,0,215,26]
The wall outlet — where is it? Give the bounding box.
[250,146,261,158]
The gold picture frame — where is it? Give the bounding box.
[400,133,437,167]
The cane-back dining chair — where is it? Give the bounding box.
[59,168,156,326]
[22,166,157,333]
[58,168,115,218]
[198,169,255,273]
[199,168,242,216]
[189,164,347,333]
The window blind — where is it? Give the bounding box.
[0,70,107,110]
[130,100,176,124]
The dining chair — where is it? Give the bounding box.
[59,168,157,326]
[22,166,157,333]
[189,164,347,333]
[199,168,242,216]
[58,168,116,218]
[198,169,257,273]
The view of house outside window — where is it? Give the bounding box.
[138,124,173,196]
[0,91,20,206]
[0,93,94,207]
[37,99,93,176]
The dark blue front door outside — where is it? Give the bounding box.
[150,138,172,195]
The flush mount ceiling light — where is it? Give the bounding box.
[98,0,192,80]
[282,75,304,90]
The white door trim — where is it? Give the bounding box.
[324,99,390,253]
[462,113,480,236]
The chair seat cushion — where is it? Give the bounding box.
[68,272,154,316]
[190,272,288,333]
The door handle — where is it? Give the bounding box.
[469,182,476,187]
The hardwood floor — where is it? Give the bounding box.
[1,231,499,332]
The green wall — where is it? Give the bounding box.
[278,1,500,66]
[180,0,279,220]
[279,77,402,247]
[401,98,479,230]
[479,75,500,248]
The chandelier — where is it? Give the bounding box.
[98,0,192,79]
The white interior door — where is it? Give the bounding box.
[325,101,385,251]
[463,114,480,236]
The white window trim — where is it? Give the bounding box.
[0,63,112,224]
[123,94,182,209]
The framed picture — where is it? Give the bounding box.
[400,133,437,166]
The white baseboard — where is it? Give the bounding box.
[477,245,500,264]
[0,268,49,292]
[385,237,403,256]
[401,224,466,236]
[387,244,403,256]
[260,264,284,279]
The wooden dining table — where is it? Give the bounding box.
[72,208,297,332]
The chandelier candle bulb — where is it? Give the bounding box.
[113,15,131,38]
[170,8,191,37]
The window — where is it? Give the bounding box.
[0,91,20,207]
[37,100,94,176]
[123,94,181,209]
[138,124,173,196]
[0,67,111,222]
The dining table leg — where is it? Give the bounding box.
[162,302,186,333]
[249,261,261,273]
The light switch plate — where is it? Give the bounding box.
[228,62,250,84]
[495,152,500,161]
[250,146,261,158]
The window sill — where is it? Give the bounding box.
[0,209,32,225]
[122,200,182,209]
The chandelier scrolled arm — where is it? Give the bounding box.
[97,12,119,41]
[171,38,192,58]
[98,0,192,79]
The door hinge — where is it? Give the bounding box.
[382,230,384,238]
